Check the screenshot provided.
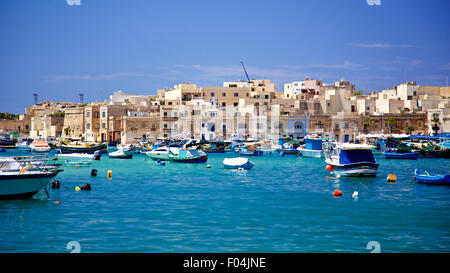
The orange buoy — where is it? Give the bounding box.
[387,174,397,183]
[326,165,333,171]
[333,190,343,197]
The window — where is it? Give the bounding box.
[86,111,90,118]
[168,102,172,105]
[265,95,269,99]
[413,91,417,96]
[222,124,226,132]
[102,123,106,129]
[234,102,238,107]
[246,93,249,97]
[211,92,215,97]
[102,112,106,118]
[407,96,413,100]
[87,123,91,130]
[95,112,99,118]
[164,124,168,128]
[234,93,238,97]
[222,92,226,97]
[222,102,226,107]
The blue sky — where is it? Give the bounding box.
[0,0,449,113]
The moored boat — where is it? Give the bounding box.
[325,143,378,177]
[0,136,17,149]
[144,145,181,161]
[223,157,254,169]
[109,148,133,159]
[169,148,208,163]
[16,139,32,151]
[29,139,51,153]
[57,141,108,154]
[414,169,450,186]
[383,151,419,159]
[202,142,226,153]
[0,156,62,199]
[298,138,326,158]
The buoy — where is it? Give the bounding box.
[336,175,341,178]
[157,159,161,163]
[55,201,61,204]
[81,183,91,191]
[206,165,211,168]
[91,169,98,176]
[387,174,397,183]
[333,190,342,197]
[352,191,358,198]
[326,165,333,171]
[107,170,112,179]
[76,166,79,169]
[160,162,165,166]
[238,167,243,171]
[75,186,81,191]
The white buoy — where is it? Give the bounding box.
[336,174,341,178]
[352,191,358,198]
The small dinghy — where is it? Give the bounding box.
[223,157,254,169]
[413,169,450,186]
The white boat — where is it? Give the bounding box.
[29,139,51,153]
[109,148,133,159]
[325,143,378,177]
[0,156,62,199]
[223,157,254,169]
[16,140,31,151]
[56,153,97,160]
[144,145,181,161]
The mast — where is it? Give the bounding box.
[240,61,251,83]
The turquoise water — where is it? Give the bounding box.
[0,149,449,253]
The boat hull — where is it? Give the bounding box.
[169,155,208,163]
[145,152,169,161]
[298,148,325,158]
[239,151,263,156]
[383,152,418,159]
[109,154,133,159]
[415,169,450,185]
[58,143,108,154]
[331,163,379,177]
[0,172,58,199]
[31,147,51,153]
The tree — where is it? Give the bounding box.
[363,117,374,133]
[355,90,363,96]
[385,117,395,134]
[431,116,440,135]
[406,126,415,135]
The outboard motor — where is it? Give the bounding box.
[94,150,101,160]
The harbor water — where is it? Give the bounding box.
[0,149,449,253]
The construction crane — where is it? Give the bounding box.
[240,61,251,83]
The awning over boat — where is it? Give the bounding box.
[305,138,323,150]
[339,149,376,164]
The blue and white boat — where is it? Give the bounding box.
[298,138,326,158]
[414,169,450,186]
[325,143,378,177]
[223,157,254,169]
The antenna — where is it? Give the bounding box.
[240,61,251,83]
[33,93,38,105]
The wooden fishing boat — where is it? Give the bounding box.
[414,169,450,186]
[418,143,440,158]
[108,148,133,159]
[383,151,419,159]
[169,148,208,163]
[298,138,326,158]
[57,141,108,154]
[202,142,226,153]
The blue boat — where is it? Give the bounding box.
[298,138,326,158]
[325,144,378,177]
[414,169,450,186]
[383,151,419,159]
